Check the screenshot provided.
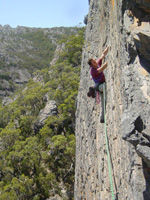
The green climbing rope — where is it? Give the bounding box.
[103,83,116,200]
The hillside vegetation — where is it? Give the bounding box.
[0,26,80,99]
[0,26,84,200]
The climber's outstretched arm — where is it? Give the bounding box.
[97,62,108,73]
[100,46,109,61]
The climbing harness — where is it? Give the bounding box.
[103,84,116,200]
[92,72,102,83]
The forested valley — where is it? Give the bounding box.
[0,26,84,200]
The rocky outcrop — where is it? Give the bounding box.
[75,0,150,199]
[49,43,65,66]
[34,99,58,132]
[37,100,58,127]
[47,195,62,200]
[121,0,150,178]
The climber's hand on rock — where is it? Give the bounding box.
[100,46,109,60]
[103,46,109,56]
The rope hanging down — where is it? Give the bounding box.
[103,84,116,200]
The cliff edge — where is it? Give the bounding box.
[75,0,150,199]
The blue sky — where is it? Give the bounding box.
[0,0,89,28]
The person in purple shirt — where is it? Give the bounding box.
[87,46,109,122]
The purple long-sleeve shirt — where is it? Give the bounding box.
[90,58,105,83]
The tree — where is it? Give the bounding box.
[0,175,34,200]
[0,27,85,199]
[0,123,21,151]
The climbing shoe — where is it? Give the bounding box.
[87,87,95,98]
[100,117,104,123]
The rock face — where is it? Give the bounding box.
[49,43,65,66]
[38,100,58,127]
[34,99,58,132]
[75,0,150,199]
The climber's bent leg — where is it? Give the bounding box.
[98,82,105,93]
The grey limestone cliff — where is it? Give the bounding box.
[75,0,150,199]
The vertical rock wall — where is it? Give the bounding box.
[75,0,150,199]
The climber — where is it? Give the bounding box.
[87,46,109,123]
